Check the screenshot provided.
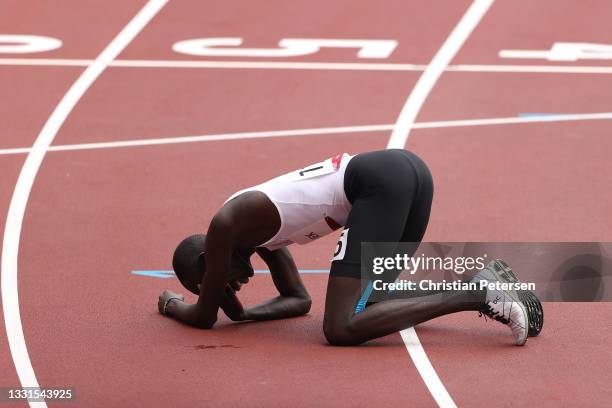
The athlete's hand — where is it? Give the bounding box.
[158,290,184,316]
[220,285,246,321]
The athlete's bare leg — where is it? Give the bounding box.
[323,276,485,346]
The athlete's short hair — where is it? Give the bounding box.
[173,234,206,294]
[173,234,255,295]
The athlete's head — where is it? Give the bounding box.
[172,234,254,295]
[173,234,206,294]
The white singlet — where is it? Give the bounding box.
[226,153,353,250]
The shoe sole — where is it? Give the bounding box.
[491,260,543,337]
[480,267,529,345]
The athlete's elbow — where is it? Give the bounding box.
[198,320,216,329]
[193,315,217,329]
[298,297,312,315]
[286,296,311,317]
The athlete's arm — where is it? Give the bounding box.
[168,211,236,328]
[165,191,283,326]
[240,247,311,321]
[219,284,245,321]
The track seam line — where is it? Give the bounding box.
[2,111,611,156]
[0,1,167,406]
[387,0,494,407]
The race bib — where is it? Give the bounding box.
[288,154,345,181]
[331,228,349,261]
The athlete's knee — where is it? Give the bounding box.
[323,275,364,345]
[323,321,356,346]
[323,316,364,346]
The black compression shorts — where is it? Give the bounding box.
[329,149,434,279]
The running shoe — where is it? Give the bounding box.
[471,261,529,346]
[486,259,544,337]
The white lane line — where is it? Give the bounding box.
[0,124,392,155]
[110,59,424,70]
[400,330,456,407]
[388,0,493,407]
[0,1,167,406]
[1,111,611,156]
[3,57,612,74]
[446,64,612,74]
[388,0,494,149]
[0,58,94,67]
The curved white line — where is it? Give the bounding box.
[387,1,494,407]
[387,0,494,149]
[0,1,167,406]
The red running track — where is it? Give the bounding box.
[1,0,612,406]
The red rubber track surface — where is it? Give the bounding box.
[1,0,611,407]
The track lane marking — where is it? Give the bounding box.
[387,0,494,406]
[131,269,330,278]
[388,0,494,149]
[0,1,167,406]
[1,111,610,156]
[4,58,612,74]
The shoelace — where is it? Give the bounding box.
[478,303,510,325]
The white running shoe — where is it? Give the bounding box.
[471,261,529,346]
[488,259,543,337]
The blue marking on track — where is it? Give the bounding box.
[281,269,330,274]
[131,269,330,278]
[518,112,567,119]
[131,270,175,279]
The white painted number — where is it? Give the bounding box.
[173,38,397,59]
[0,34,395,58]
[499,42,612,61]
[0,35,62,53]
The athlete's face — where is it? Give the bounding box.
[185,266,250,295]
[178,249,253,295]
[227,275,250,292]
[180,272,203,295]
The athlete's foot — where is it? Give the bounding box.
[476,259,544,337]
[471,261,529,346]
[489,260,543,337]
